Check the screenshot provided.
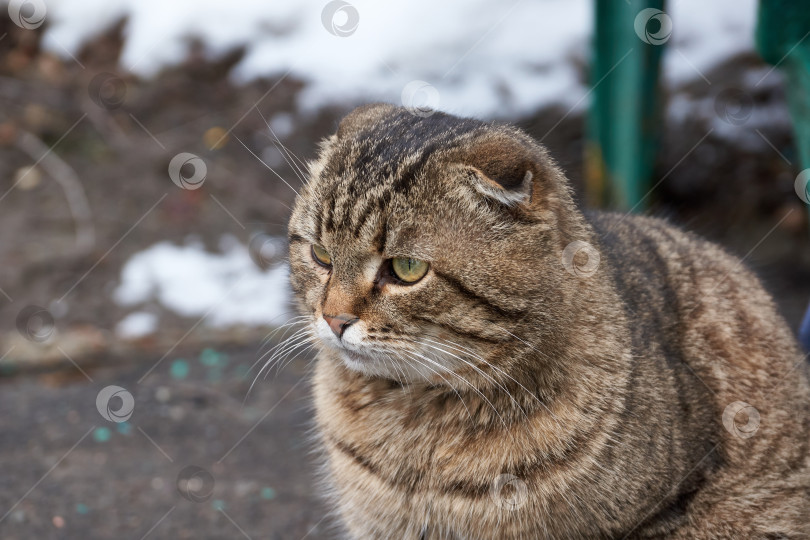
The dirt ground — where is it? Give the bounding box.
[0,350,328,539]
[1,17,810,540]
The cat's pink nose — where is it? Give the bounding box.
[323,313,359,339]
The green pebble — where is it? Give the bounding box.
[170,359,190,379]
[200,347,229,367]
[75,503,89,515]
[212,499,225,511]
[93,427,111,443]
[116,422,132,435]
[260,487,276,500]
[199,348,220,366]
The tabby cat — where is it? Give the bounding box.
[286,103,810,538]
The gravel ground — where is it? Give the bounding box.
[0,349,330,540]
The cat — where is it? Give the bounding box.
[286,103,810,538]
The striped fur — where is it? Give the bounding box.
[287,104,810,538]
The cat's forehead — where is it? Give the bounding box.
[291,106,521,259]
[300,113,481,244]
[304,174,436,259]
[321,109,486,192]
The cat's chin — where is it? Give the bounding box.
[339,349,370,369]
[339,353,389,379]
[336,349,403,379]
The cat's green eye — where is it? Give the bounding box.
[391,257,429,283]
[311,244,332,267]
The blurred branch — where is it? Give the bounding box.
[16,130,95,254]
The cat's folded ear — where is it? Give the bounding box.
[452,133,541,207]
[337,103,397,139]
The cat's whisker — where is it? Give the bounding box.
[384,352,410,393]
[258,316,310,351]
[271,340,316,379]
[275,140,309,178]
[422,336,566,430]
[444,329,596,433]
[255,315,307,355]
[254,107,309,183]
[256,131,308,184]
[493,324,606,374]
[385,350,409,388]
[251,326,312,375]
[270,140,307,184]
[245,330,315,403]
[247,337,313,403]
[398,355,420,400]
[233,133,300,196]
[406,347,509,428]
[414,339,529,422]
[411,345,540,450]
[394,349,474,423]
[261,331,315,376]
[274,140,309,184]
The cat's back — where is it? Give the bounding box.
[588,211,810,536]
[586,210,795,362]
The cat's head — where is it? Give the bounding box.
[288,104,581,384]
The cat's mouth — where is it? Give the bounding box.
[314,316,376,365]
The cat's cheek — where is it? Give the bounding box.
[288,265,328,321]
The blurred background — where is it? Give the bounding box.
[1,0,809,538]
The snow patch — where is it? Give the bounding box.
[114,238,291,328]
[116,311,159,339]
[39,0,757,119]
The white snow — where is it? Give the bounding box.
[114,237,291,328]
[116,311,158,339]
[664,0,758,86]
[37,0,758,119]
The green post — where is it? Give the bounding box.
[756,0,810,179]
[756,0,810,346]
[587,0,666,211]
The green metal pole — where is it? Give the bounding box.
[756,0,810,175]
[587,0,666,211]
[757,0,810,349]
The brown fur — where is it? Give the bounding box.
[286,104,810,538]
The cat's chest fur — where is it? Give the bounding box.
[313,355,630,539]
